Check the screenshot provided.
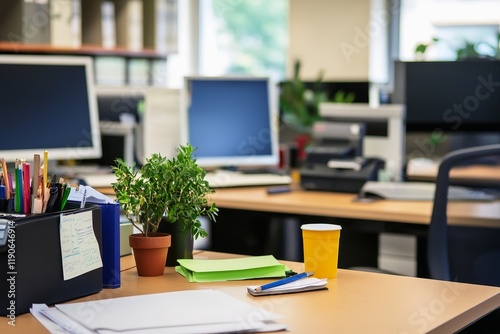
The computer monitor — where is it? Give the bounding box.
[393,60,500,132]
[181,76,279,169]
[0,55,101,163]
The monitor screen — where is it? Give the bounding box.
[393,60,500,132]
[181,76,279,168]
[0,55,101,163]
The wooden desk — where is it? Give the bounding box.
[407,164,500,185]
[210,187,500,228]
[4,252,499,333]
[96,182,500,227]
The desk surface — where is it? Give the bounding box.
[210,187,500,228]
[407,164,500,183]
[6,251,500,333]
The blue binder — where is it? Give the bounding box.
[67,186,121,289]
[99,202,121,288]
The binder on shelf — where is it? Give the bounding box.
[81,0,116,48]
[94,56,127,85]
[81,0,102,45]
[128,58,150,85]
[27,0,51,44]
[0,0,51,44]
[114,0,143,51]
[0,207,103,315]
[165,0,178,53]
[143,0,178,53]
[101,0,116,49]
[151,57,168,86]
[49,0,81,48]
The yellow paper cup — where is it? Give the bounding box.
[301,223,342,278]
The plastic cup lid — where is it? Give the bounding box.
[301,223,342,231]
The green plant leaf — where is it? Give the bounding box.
[111,144,218,239]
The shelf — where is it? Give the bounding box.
[0,42,167,59]
[0,0,177,86]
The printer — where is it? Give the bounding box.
[300,121,384,193]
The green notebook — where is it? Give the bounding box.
[175,255,287,282]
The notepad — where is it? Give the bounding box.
[247,277,328,296]
[175,255,287,282]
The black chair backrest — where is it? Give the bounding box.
[428,144,500,286]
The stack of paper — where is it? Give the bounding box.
[175,255,287,282]
[31,289,287,333]
[68,185,116,205]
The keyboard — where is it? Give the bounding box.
[77,170,292,189]
[204,170,292,188]
[77,173,117,187]
[359,181,497,201]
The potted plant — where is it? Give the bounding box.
[112,144,218,274]
[112,153,172,276]
[158,144,219,266]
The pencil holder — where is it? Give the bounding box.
[0,206,103,315]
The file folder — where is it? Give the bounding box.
[175,255,287,282]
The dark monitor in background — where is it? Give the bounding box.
[181,76,279,169]
[96,91,143,123]
[80,87,145,168]
[393,60,500,133]
[0,55,101,163]
[393,60,500,159]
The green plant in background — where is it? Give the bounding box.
[112,144,218,239]
[415,37,440,60]
[332,90,356,103]
[415,33,500,60]
[279,60,357,132]
[279,59,328,132]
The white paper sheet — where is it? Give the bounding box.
[37,289,286,333]
[68,185,115,204]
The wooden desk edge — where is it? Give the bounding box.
[2,252,499,333]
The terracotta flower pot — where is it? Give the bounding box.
[129,233,171,276]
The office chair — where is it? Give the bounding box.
[428,143,500,286]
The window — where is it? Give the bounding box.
[198,0,288,80]
[398,0,500,61]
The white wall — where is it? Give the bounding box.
[289,0,389,83]
[289,0,370,81]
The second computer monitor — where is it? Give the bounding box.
[181,76,279,169]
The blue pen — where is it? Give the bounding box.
[255,271,313,291]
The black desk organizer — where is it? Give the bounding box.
[0,206,103,315]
